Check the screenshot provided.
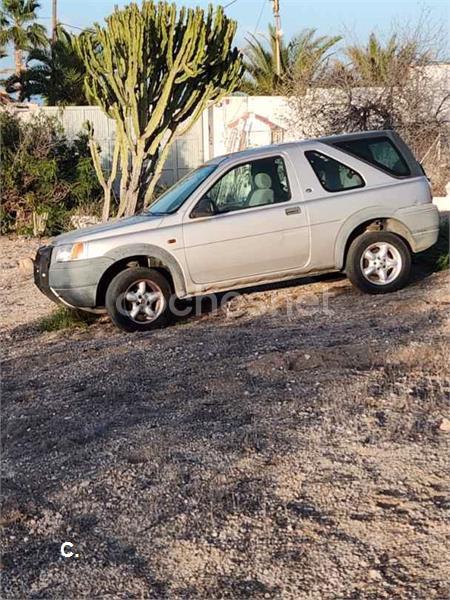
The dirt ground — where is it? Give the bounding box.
[1,235,449,599]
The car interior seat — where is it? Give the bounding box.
[248,173,275,206]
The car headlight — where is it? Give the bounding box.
[54,242,86,262]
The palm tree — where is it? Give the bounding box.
[0,0,48,75]
[6,26,88,104]
[289,29,342,82]
[243,24,288,94]
[0,12,8,58]
[345,33,419,85]
[243,26,341,94]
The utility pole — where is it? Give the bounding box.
[52,0,57,43]
[272,0,282,77]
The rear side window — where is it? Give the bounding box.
[334,136,410,177]
[305,150,365,193]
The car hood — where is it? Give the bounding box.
[53,214,164,245]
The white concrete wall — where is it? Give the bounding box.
[433,183,450,213]
[16,105,205,187]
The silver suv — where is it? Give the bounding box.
[34,131,439,332]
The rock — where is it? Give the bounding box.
[70,215,101,229]
[438,417,450,433]
[17,257,34,276]
[368,569,382,581]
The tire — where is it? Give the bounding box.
[105,267,172,332]
[345,231,411,294]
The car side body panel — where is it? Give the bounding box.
[181,148,311,286]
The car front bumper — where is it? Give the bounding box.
[34,245,61,304]
[34,246,112,309]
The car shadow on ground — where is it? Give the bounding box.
[173,271,346,323]
[171,263,439,327]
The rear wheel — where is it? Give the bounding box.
[345,231,411,294]
[105,267,172,332]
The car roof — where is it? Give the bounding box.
[206,142,299,165]
[319,130,400,144]
[206,130,398,165]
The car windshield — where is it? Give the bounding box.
[146,165,217,215]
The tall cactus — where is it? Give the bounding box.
[77,1,243,218]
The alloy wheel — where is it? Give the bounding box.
[360,242,403,285]
[122,279,166,323]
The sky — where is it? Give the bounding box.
[1,0,449,70]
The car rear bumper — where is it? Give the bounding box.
[395,204,440,252]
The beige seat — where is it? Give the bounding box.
[248,173,274,206]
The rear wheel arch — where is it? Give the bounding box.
[338,216,414,270]
[384,218,415,250]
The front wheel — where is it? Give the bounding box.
[345,231,411,294]
[105,267,172,332]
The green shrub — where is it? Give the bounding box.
[0,112,102,236]
[39,307,97,332]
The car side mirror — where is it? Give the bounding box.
[191,196,216,219]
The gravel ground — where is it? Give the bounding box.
[1,236,449,599]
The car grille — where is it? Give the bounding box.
[34,245,54,300]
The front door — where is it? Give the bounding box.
[183,154,310,285]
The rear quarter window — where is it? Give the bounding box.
[334,136,410,177]
[305,150,365,193]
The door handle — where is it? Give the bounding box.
[285,206,301,215]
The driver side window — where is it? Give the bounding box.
[192,156,291,218]
[210,163,253,212]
